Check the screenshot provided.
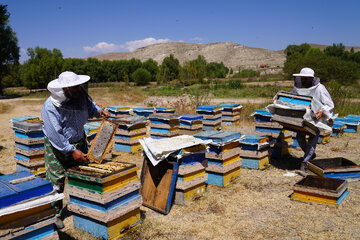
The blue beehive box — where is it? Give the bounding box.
[275,91,312,108]
[10,116,39,123]
[0,171,53,209]
[155,107,175,114]
[133,107,155,118]
[334,118,358,133]
[252,109,273,122]
[194,131,241,187]
[346,114,360,122]
[239,134,271,170]
[331,122,346,137]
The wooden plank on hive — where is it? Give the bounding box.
[140,157,178,214]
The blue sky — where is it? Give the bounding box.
[3,0,360,62]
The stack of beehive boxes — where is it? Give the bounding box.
[106,105,131,118]
[66,161,142,239]
[196,105,222,130]
[155,107,175,116]
[252,109,293,159]
[179,114,203,135]
[0,171,64,239]
[219,103,242,126]
[194,131,241,187]
[239,134,271,169]
[175,142,208,205]
[149,114,180,139]
[113,116,147,153]
[11,116,46,177]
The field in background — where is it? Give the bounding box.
[0,97,360,239]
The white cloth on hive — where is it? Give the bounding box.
[139,135,211,166]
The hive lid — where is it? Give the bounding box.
[13,120,43,131]
[0,171,53,209]
[180,114,203,121]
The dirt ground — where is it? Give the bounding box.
[1,97,360,240]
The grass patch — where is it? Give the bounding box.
[143,82,293,98]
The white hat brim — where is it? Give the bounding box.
[47,75,90,89]
[292,73,314,77]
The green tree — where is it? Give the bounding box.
[131,68,151,86]
[82,58,104,83]
[23,47,63,89]
[0,4,20,95]
[324,43,346,58]
[284,43,311,57]
[159,54,180,83]
[142,58,158,82]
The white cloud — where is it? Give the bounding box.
[122,37,171,52]
[191,37,205,41]
[83,38,171,55]
[83,42,119,54]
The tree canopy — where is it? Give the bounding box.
[0,4,20,95]
[283,43,360,85]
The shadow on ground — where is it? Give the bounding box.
[270,153,303,170]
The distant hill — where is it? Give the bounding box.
[92,42,360,70]
[93,42,286,70]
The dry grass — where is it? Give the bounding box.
[1,94,360,240]
[0,103,11,114]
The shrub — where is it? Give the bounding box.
[131,68,151,86]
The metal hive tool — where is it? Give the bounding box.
[87,119,118,164]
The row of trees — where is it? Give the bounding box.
[283,43,360,85]
[5,47,230,89]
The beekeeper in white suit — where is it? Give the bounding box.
[291,67,334,172]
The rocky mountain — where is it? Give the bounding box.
[93,42,286,70]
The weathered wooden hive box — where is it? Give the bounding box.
[113,116,147,153]
[251,109,293,159]
[219,103,242,126]
[271,92,319,136]
[106,105,131,118]
[334,117,359,133]
[149,114,180,139]
[252,109,283,137]
[67,161,142,239]
[12,119,45,176]
[291,175,349,206]
[0,171,62,239]
[140,156,179,214]
[308,158,360,180]
[194,131,241,187]
[132,107,155,118]
[175,144,208,205]
[179,114,203,135]
[239,134,271,170]
[196,105,222,130]
[140,136,209,210]
[155,107,175,116]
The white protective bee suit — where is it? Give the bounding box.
[291,76,334,163]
